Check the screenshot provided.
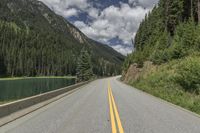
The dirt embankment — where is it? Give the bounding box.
[123,61,157,83]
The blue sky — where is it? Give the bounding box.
[39,0,159,55]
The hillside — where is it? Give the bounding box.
[0,0,124,77]
[123,0,200,114]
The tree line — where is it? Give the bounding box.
[0,20,120,79]
[123,0,200,70]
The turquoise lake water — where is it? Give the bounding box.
[0,78,75,102]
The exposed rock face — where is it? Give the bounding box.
[123,61,156,83]
[43,13,52,24]
[68,26,85,44]
[123,63,141,83]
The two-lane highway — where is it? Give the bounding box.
[1,77,200,133]
[108,81,124,133]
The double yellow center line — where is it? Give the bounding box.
[108,81,124,133]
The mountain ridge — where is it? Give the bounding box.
[0,0,124,77]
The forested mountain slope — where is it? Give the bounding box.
[0,0,124,77]
[123,0,200,114]
[124,0,200,69]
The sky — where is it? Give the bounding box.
[39,0,159,55]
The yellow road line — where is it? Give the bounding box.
[108,85,117,133]
[110,87,124,133]
[108,81,124,133]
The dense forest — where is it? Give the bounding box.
[123,0,200,114]
[124,0,200,69]
[0,0,124,78]
[0,21,78,76]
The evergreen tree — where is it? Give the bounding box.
[76,48,93,82]
[123,0,200,70]
[161,0,184,35]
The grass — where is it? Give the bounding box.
[0,100,15,105]
[128,55,200,115]
[0,76,76,81]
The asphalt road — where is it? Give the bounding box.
[1,77,200,133]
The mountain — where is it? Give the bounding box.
[122,0,200,115]
[0,0,124,77]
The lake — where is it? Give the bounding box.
[0,78,75,102]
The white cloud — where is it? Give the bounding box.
[75,3,149,46]
[39,0,158,55]
[139,0,159,8]
[129,0,159,8]
[112,45,133,55]
[62,8,79,17]
[39,0,89,18]
[87,7,100,19]
[40,0,89,10]
[74,21,87,28]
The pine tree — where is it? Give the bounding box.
[165,0,183,35]
[76,48,93,82]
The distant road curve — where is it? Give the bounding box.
[1,77,200,133]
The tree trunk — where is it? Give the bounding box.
[198,0,200,22]
[191,0,193,17]
[165,0,169,30]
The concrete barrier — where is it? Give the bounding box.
[0,81,90,119]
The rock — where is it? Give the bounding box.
[123,61,156,83]
[123,63,141,83]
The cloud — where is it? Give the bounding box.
[39,0,88,18]
[75,3,148,46]
[62,8,79,17]
[39,0,158,55]
[74,21,87,28]
[112,45,133,55]
[40,0,89,10]
[87,7,100,19]
[129,0,159,8]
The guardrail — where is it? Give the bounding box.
[0,81,90,120]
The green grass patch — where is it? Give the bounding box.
[129,55,200,115]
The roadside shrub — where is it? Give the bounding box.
[168,41,188,59]
[175,57,200,93]
[150,50,171,64]
[130,51,145,68]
